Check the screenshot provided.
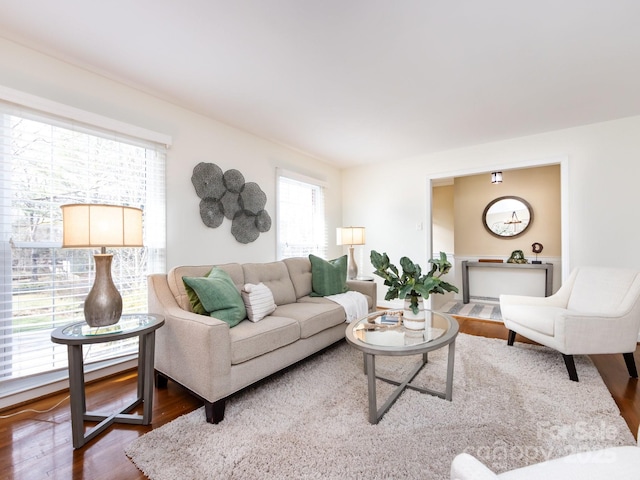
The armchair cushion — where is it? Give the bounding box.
[502,305,568,336]
[567,267,640,313]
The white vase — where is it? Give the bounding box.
[403,296,425,330]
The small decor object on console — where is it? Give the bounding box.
[507,249,528,264]
[531,242,543,264]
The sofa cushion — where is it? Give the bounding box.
[241,283,277,322]
[242,261,297,305]
[309,254,348,296]
[283,257,314,299]
[274,301,346,338]
[182,268,247,327]
[229,315,300,364]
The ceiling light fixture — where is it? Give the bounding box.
[491,172,503,184]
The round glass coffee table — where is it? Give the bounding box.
[345,309,458,424]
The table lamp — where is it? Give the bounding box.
[336,226,366,280]
[61,204,143,327]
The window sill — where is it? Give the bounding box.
[0,354,138,411]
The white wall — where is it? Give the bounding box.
[3,36,640,300]
[0,37,344,269]
[342,115,640,305]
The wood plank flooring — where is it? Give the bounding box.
[0,317,637,480]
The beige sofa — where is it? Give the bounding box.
[148,256,377,423]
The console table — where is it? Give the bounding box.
[461,261,553,304]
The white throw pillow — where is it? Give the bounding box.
[241,282,277,322]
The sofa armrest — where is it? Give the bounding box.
[450,453,499,480]
[346,279,377,312]
[148,274,233,402]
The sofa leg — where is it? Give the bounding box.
[507,330,516,346]
[562,354,579,382]
[155,370,168,388]
[623,352,638,378]
[205,399,226,424]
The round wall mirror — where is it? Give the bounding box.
[482,196,533,238]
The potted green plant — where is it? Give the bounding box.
[370,250,458,316]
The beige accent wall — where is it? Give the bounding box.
[454,165,561,258]
[432,184,455,255]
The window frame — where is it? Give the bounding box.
[276,168,328,260]
[0,86,170,409]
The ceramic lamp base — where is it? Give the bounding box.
[84,254,122,327]
[347,246,358,280]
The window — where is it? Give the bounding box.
[276,169,327,259]
[0,98,167,397]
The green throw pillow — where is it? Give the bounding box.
[184,269,212,315]
[182,268,247,327]
[309,254,348,296]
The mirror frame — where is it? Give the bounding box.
[482,196,533,239]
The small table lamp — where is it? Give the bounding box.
[61,204,143,327]
[336,226,366,280]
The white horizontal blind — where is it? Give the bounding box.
[276,170,326,259]
[0,100,166,388]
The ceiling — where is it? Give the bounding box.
[1,1,640,168]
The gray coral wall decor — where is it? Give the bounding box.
[191,162,272,243]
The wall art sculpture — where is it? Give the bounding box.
[191,162,271,243]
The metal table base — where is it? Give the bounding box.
[51,314,164,449]
[364,340,456,424]
[66,330,157,448]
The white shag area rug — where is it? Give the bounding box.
[126,333,635,480]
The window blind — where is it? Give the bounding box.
[276,170,326,259]
[0,100,166,393]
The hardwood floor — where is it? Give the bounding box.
[1,317,638,479]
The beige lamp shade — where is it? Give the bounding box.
[60,203,143,327]
[61,204,143,248]
[336,227,365,246]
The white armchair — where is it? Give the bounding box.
[500,266,640,381]
[450,445,640,479]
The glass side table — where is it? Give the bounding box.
[50,313,164,448]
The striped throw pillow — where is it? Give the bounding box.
[241,282,277,322]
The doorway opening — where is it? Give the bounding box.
[426,156,569,311]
